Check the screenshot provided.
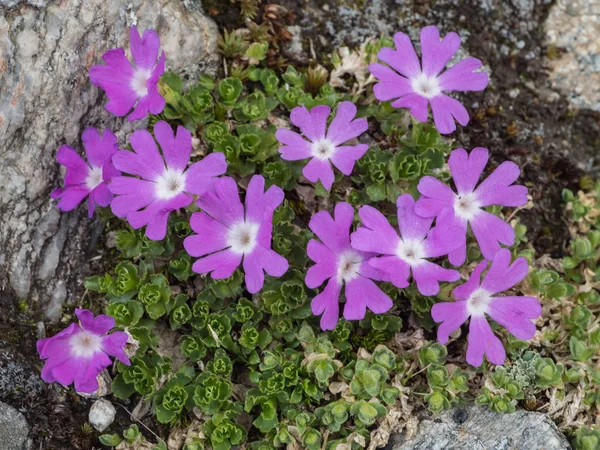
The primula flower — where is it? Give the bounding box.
[431,249,541,366]
[369,25,489,134]
[184,175,289,294]
[350,194,461,296]
[51,128,120,217]
[90,25,165,121]
[414,147,528,266]
[37,309,130,393]
[275,101,368,191]
[109,120,227,241]
[306,202,393,330]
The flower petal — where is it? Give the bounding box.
[487,296,540,340]
[114,129,165,180]
[466,316,506,366]
[344,276,393,320]
[438,58,489,92]
[352,206,400,255]
[82,128,119,167]
[276,129,313,161]
[101,331,130,365]
[452,260,488,301]
[185,152,227,196]
[108,177,155,217]
[369,63,413,101]
[196,177,244,226]
[474,161,528,207]
[76,309,114,335]
[309,202,353,254]
[448,147,489,195]
[431,300,469,344]
[378,32,421,79]
[184,212,228,257]
[430,94,469,135]
[192,249,242,279]
[368,255,410,288]
[302,158,335,191]
[412,261,460,296]
[89,48,137,117]
[306,240,337,289]
[312,278,342,331]
[129,26,160,71]
[330,144,368,176]
[481,249,528,294]
[290,105,330,141]
[470,211,516,261]
[420,26,460,77]
[391,93,429,122]
[245,175,284,223]
[326,101,368,146]
[154,122,191,172]
[396,193,433,241]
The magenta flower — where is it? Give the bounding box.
[51,128,120,217]
[414,147,528,266]
[369,26,489,134]
[431,249,541,366]
[350,194,461,296]
[275,101,369,191]
[109,121,227,241]
[184,175,289,294]
[37,309,130,393]
[90,26,166,121]
[306,202,393,330]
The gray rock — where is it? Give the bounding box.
[0,402,31,450]
[392,406,571,450]
[545,0,600,111]
[89,398,116,432]
[0,0,219,319]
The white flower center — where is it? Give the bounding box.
[69,330,102,358]
[155,168,187,200]
[85,166,103,190]
[310,139,336,161]
[453,192,481,221]
[336,250,362,284]
[466,288,493,317]
[395,239,426,266]
[227,221,259,254]
[131,68,151,97]
[411,73,441,99]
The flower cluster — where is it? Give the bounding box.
[43,23,541,410]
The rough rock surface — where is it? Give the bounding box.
[0,401,32,450]
[392,405,571,450]
[0,0,219,319]
[545,0,600,111]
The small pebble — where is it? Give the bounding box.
[453,408,468,424]
[89,399,116,432]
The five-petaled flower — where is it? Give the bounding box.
[306,202,393,330]
[276,101,369,191]
[351,194,461,296]
[109,120,227,240]
[37,309,130,393]
[184,175,289,294]
[90,26,166,121]
[414,147,528,266]
[431,249,541,366]
[52,128,120,217]
[369,25,489,134]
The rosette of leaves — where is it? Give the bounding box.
[315,400,350,432]
[204,122,230,145]
[217,77,243,108]
[168,254,193,281]
[239,322,273,353]
[349,359,390,399]
[230,298,262,323]
[349,400,387,426]
[203,414,247,450]
[207,271,244,299]
[206,348,233,377]
[234,90,277,122]
[138,274,172,319]
[169,294,192,330]
[180,335,206,362]
[112,354,171,399]
[160,73,215,129]
[153,365,196,424]
[106,299,144,328]
[193,372,234,414]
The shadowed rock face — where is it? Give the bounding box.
[391,405,571,450]
[0,0,220,319]
[0,401,31,450]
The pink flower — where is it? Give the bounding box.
[431,249,541,366]
[369,26,489,134]
[414,147,528,266]
[51,128,120,217]
[184,175,289,294]
[90,26,166,121]
[37,309,130,393]
[350,194,461,296]
[275,101,369,191]
[306,202,393,330]
[109,121,227,241]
